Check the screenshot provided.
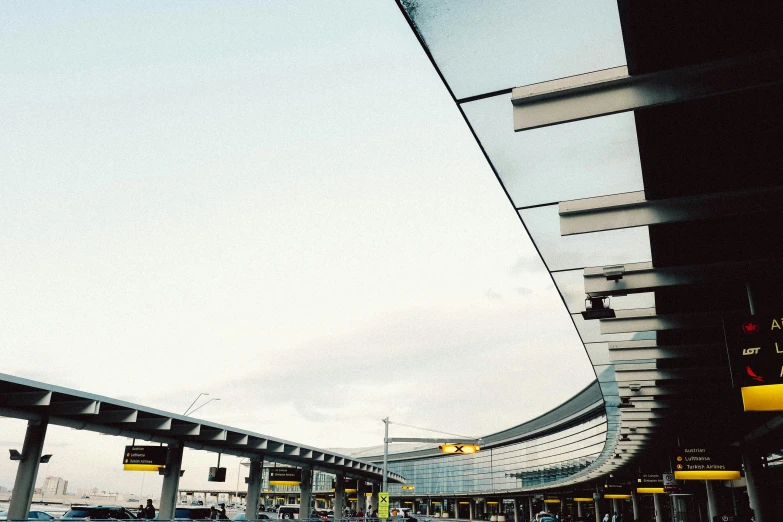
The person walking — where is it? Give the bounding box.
[602,514,609,522]
[142,499,156,519]
[219,503,228,519]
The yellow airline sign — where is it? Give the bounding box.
[401,485,415,490]
[378,492,389,519]
[439,443,480,454]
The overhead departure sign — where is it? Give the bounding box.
[438,443,480,454]
[672,443,741,480]
[269,468,302,486]
[123,445,168,472]
[401,485,415,490]
[636,473,665,494]
[378,492,389,519]
[725,312,783,410]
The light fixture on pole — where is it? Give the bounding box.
[188,398,220,416]
[184,393,209,415]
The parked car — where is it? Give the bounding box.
[173,507,215,520]
[62,506,138,520]
[277,505,300,520]
[231,514,270,521]
[0,511,54,520]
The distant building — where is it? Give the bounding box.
[43,476,68,496]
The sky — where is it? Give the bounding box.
[0,1,596,495]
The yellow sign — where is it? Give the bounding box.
[674,470,741,480]
[439,444,480,454]
[573,498,593,502]
[378,492,389,519]
[637,488,665,494]
[604,495,631,500]
[401,485,415,491]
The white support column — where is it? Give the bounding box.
[528,497,533,521]
[425,500,430,516]
[8,417,49,520]
[159,443,185,520]
[653,493,663,522]
[705,481,719,520]
[743,448,768,522]
[244,455,263,520]
[299,468,313,519]
[577,501,583,519]
[594,498,600,522]
[468,500,474,521]
[631,491,640,521]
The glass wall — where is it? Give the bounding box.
[384,414,606,495]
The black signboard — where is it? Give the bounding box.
[725,313,783,388]
[208,467,227,482]
[269,468,301,485]
[672,443,742,477]
[637,473,663,487]
[123,445,168,472]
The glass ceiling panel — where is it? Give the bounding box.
[462,97,643,208]
[401,0,626,99]
[520,205,652,271]
[552,270,655,314]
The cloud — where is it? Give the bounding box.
[516,286,532,296]
[485,289,502,300]
[510,255,545,275]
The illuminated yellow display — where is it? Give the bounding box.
[269,481,300,486]
[459,502,470,505]
[543,500,561,504]
[675,470,741,480]
[741,384,783,411]
[439,443,480,454]
[573,498,594,502]
[401,485,415,490]
[605,494,631,500]
[637,488,665,494]
[123,464,161,472]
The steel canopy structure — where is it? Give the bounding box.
[0,372,404,483]
[392,0,783,518]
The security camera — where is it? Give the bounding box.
[603,265,625,282]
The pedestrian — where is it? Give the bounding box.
[367,506,372,519]
[602,514,609,522]
[219,503,228,519]
[210,506,219,520]
[611,512,617,522]
[142,499,156,519]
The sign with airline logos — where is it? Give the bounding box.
[671,442,741,480]
[725,312,783,410]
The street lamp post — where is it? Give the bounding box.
[184,393,209,415]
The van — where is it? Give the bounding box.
[278,505,301,520]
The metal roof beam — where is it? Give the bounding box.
[599,308,720,334]
[584,259,780,297]
[0,391,52,407]
[48,399,100,415]
[608,340,720,362]
[94,409,137,423]
[560,186,783,236]
[512,50,783,131]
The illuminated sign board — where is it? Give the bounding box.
[636,473,665,494]
[123,445,168,472]
[438,443,480,454]
[401,485,415,490]
[208,467,227,482]
[725,312,783,410]
[378,492,389,519]
[672,444,741,480]
[269,468,302,486]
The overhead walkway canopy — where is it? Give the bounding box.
[0,371,404,482]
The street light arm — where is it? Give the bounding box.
[187,398,220,416]
[184,392,209,415]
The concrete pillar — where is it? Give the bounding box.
[705,481,719,520]
[334,474,345,517]
[468,500,474,521]
[371,482,379,516]
[8,417,49,520]
[512,499,518,522]
[244,455,263,520]
[528,497,534,521]
[356,480,366,513]
[612,498,619,518]
[743,448,768,522]
[653,493,663,522]
[594,499,600,522]
[577,501,583,519]
[159,443,185,520]
[426,500,430,516]
[299,468,313,519]
[631,491,639,521]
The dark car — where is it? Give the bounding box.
[62,506,137,520]
[0,511,54,521]
[173,507,215,520]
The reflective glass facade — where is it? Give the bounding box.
[383,415,605,495]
